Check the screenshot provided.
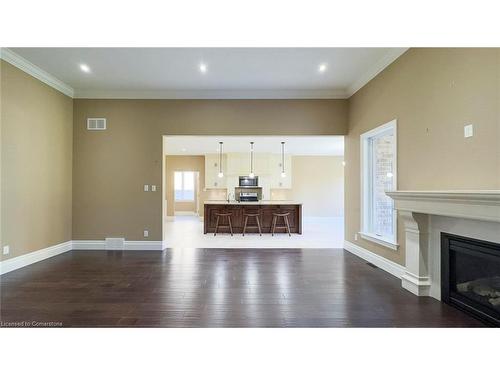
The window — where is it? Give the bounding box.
[174,171,195,201]
[360,119,398,250]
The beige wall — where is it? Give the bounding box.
[175,201,196,212]
[345,48,500,265]
[271,155,344,217]
[73,99,348,240]
[0,61,73,260]
[164,155,205,216]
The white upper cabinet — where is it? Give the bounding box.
[226,153,250,176]
[227,152,271,176]
[206,152,292,190]
[254,153,270,175]
[205,154,227,189]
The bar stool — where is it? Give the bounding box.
[271,212,291,236]
[214,212,233,236]
[242,211,262,236]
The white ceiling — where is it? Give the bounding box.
[163,136,344,156]
[6,47,407,99]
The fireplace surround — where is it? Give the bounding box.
[441,232,500,326]
[386,190,500,303]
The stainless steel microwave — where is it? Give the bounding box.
[239,176,259,187]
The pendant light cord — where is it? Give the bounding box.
[219,142,223,174]
[281,142,285,174]
[250,142,254,174]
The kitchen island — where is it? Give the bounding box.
[204,201,302,234]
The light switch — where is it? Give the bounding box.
[143,230,149,238]
[151,185,157,192]
[144,184,149,192]
[3,245,9,255]
[464,124,474,138]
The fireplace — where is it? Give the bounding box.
[441,233,500,326]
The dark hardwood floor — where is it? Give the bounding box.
[0,248,483,327]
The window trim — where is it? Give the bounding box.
[174,171,196,202]
[360,119,399,250]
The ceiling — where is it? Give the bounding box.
[6,47,407,99]
[163,136,344,156]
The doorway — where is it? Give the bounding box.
[162,135,345,249]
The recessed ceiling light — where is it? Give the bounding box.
[318,63,327,73]
[80,64,91,73]
[199,63,207,74]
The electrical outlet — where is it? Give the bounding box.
[143,230,149,238]
[144,184,149,192]
[354,234,359,241]
[151,185,157,192]
[3,245,10,255]
[464,124,474,138]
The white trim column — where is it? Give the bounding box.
[399,211,431,296]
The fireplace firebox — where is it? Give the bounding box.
[441,233,500,326]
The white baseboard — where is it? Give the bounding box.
[0,241,72,275]
[174,211,197,216]
[71,240,104,250]
[72,240,163,250]
[124,241,163,250]
[343,240,405,279]
[0,240,164,275]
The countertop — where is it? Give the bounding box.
[204,200,302,205]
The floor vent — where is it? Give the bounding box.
[366,262,378,269]
[105,238,125,250]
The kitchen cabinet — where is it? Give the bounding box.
[205,154,227,189]
[226,153,250,176]
[204,202,302,234]
[226,152,271,176]
[254,153,270,175]
[206,153,292,190]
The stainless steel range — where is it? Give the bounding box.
[239,191,259,202]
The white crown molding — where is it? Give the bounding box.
[346,47,409,97]
[343,240,405,279]
[74,88,349,100]
[0,241,72,275]
[1,47,408,100]
[0,48,75,98]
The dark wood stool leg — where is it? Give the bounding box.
[271,216,277,236]
[256,216,262,236]
[228,216,233,236]
[242,216,248,236]
[284,216,291,236]
[214,215,220,236]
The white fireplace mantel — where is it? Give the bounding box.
[386,190,500,298]
[386,190,500,223]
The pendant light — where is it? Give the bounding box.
[218,142,224,178]
[280,141,286,178]
[248,142,255,178]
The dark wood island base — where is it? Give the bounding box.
[204,202,302,234]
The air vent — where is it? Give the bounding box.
[105,237,124,250]
[87,118,107,130]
